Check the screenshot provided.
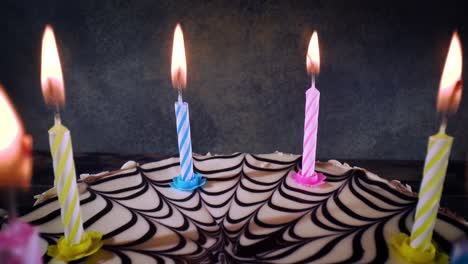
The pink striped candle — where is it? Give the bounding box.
[302,83,320,175]
[292,31,326,187]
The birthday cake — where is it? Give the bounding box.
[20,152,468,263]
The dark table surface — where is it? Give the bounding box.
[1,151,467,220]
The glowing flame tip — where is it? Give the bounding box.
[171,23,187,90]
[437,31,463,114]
[41,24,65,108]
[307,31,320,75]
[0,86,22,152]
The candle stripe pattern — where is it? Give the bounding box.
[49,124,84,245]
[302,84,320,176]
[175,101,194,181]
[410,134,453,249]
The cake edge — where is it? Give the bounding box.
[24,153,468,227]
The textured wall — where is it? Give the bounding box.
[0,0,467,160]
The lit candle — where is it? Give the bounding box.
[0,86,41,264]
[169,24,205,191]
[392,32,463,263]
[41,25,102,261]
[41,24,84,245]
[292,31,326,187]
[410,32,463,250]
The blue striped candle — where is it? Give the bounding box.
[175,96,194,181]
[170,24,205,191]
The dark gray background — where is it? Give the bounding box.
[1,0,467,160]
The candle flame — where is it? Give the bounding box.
[307,31,320,75]
[0,86,21,152]
[171,24,187,90]
[0,85,33,189]
[41,25,65,108]
[437,32,463,114]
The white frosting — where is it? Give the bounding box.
[20,153,467,263]
[120,160,138,170]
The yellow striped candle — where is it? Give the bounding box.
[410,32,463,251]
[391,32,462,263]
[41,25,102,261]
[49,116,84,245]
[410,127,452,249]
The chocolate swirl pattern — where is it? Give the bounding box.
[20,152,468,263]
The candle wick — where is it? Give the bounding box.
[311,74,316,87]
[440,115,448,134]
[178,89,183,104]
[5,187,16,221]
[54,106,62,126]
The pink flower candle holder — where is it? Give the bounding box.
[292,170,326,187]
[0,218,42,264]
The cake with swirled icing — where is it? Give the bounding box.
[20,152,468,263]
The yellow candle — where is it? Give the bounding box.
[410,32,463,250]
[48,117,84,244]
[410,127,452,249]
[41,25,102,261]
[41,24,83,244]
